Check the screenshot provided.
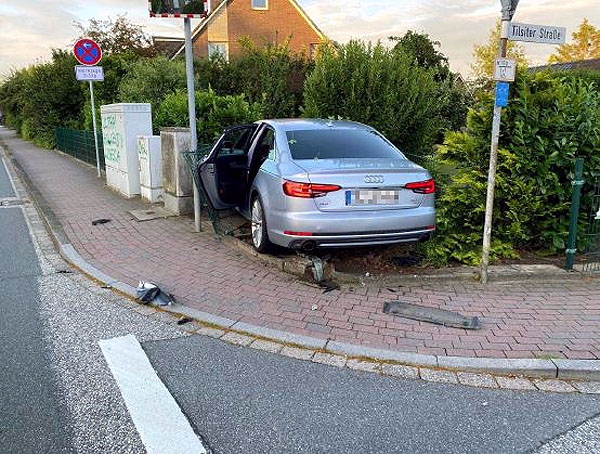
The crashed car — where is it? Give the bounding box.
[197,119,436,252]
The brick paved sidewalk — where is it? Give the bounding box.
[3,129,600,360]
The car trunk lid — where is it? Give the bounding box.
[293,158,431,212]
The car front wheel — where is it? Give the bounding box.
[251,196,271,253]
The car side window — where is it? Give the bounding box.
[258,128,276,161]
[217,127,254,157]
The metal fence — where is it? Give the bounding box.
[55,128,104,169]
[582,176,600,273]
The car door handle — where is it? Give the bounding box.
[206,164,215,174]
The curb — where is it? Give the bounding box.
[2,141,600,386]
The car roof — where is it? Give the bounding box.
[260,119,373,133]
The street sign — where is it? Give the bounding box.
[75,66,104,81]
[149,0,209,18]
[494,58,516,82]
[508,22,566,44]
[73,38,102,66]
[495,82,510,109]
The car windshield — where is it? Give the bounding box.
[286,129,405,160]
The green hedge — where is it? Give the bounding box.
[155,89,262,145]
[425,71,600,265]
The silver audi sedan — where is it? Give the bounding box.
[197,119,436,252]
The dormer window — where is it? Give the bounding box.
[251,0,268,10]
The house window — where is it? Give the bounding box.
[251,0,268,10]
[208,42,229,61]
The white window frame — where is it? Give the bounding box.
[251,0,268,10]
[208,42,229,61]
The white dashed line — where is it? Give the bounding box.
[99,334,207,454]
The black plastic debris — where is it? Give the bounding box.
[136,281,175,307]
[177,317,193,326]
[319,279,340,293]
[383,301,481,330]
[92,218,111,226]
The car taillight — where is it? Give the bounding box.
[283,180,341,198]
[405,179,435,194]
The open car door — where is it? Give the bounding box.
[198,124,259,210]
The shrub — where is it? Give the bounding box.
[425,71,600,265]
[302,40,441,159]
[195,39,311,118]
[118,56,186,123]
[155,89,263,145]
[0,50,85,147]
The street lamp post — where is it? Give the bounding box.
[480,0,520,284]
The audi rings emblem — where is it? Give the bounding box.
[364,175,385,184]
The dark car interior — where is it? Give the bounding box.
[211,126,256,205]
[209,125,274,206]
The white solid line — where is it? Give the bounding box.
[99,334,207,454]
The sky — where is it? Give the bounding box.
[0,0,598,78]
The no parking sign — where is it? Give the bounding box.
[73,38,102,66]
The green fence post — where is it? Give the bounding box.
[566,158,584,271]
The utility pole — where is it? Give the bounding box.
[184,17,203,233]
[480,0,520,284]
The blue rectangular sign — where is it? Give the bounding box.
[495,82,510,107]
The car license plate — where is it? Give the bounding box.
[346,189,401,206]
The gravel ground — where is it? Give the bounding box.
[534,415,600,454]
[38,264,189,453]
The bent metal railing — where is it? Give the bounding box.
[181,146,223,234]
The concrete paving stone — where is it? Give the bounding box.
[457,372,498,389]
[312,352,347,368]
[250,339,283,354]
[221,332,254,347]
[533,379,577,393]
[437,356,557,378]
[420,369,459,385]
[381,364,419,380]
[327,341,437,367]
[196,326,226,339]
[280,346,315,361]
[553,359,600,381]
[570,381,600,394]
[496,376,536,391]
[346,359,380,373]
[232,322,327,349]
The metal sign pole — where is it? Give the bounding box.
[481,3,517,284]
[184,17,202,233]
[89,80,101,178]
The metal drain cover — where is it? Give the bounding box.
[383,301,481,330]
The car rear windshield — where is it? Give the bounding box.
[286,129,405,160]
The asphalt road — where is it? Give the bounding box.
[145,335,600,454]
[1,147,600,454]
[0,204,75,453]
[0,157,14,198]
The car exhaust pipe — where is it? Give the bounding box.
[302,241,317,252]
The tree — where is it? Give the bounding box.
[75,16,156,57]
[549,18,600,63]
[471,21,528,79]
[390,31,449,78]
[390,31,471,134]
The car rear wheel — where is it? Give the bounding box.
[251,196,271,253]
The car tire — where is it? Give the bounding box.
[251,195,271,253]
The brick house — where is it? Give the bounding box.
[157,0,325,60]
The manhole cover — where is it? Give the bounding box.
[383,301,481,330]
[129,207,173,222]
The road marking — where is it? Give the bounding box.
[99,334,207,454]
